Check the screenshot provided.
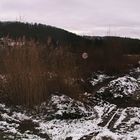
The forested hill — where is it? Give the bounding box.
[0,21,92,46]
[0,21,140,54]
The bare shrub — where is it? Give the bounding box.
[88,41,128,74]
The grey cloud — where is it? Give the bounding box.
[0,0,140,38]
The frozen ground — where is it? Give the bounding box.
[0,68,140,140]
[0,95,140,140]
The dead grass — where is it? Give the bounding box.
[0,39,139,106]
[1,42,81,106]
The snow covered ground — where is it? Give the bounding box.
[97,76,140,98]
[0,94,140,140]
[0,69,140,140]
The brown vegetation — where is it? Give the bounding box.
[1,42,81,106]
[0,38,139,106]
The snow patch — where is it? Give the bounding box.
[109,76,139,98]
[91,73,111,86]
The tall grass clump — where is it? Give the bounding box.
[2,41,81,106]
[3,45,47,105]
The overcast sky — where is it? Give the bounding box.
[0,0,140,38]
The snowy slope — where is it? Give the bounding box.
[0,68,140,140]
[0,94,140,140]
